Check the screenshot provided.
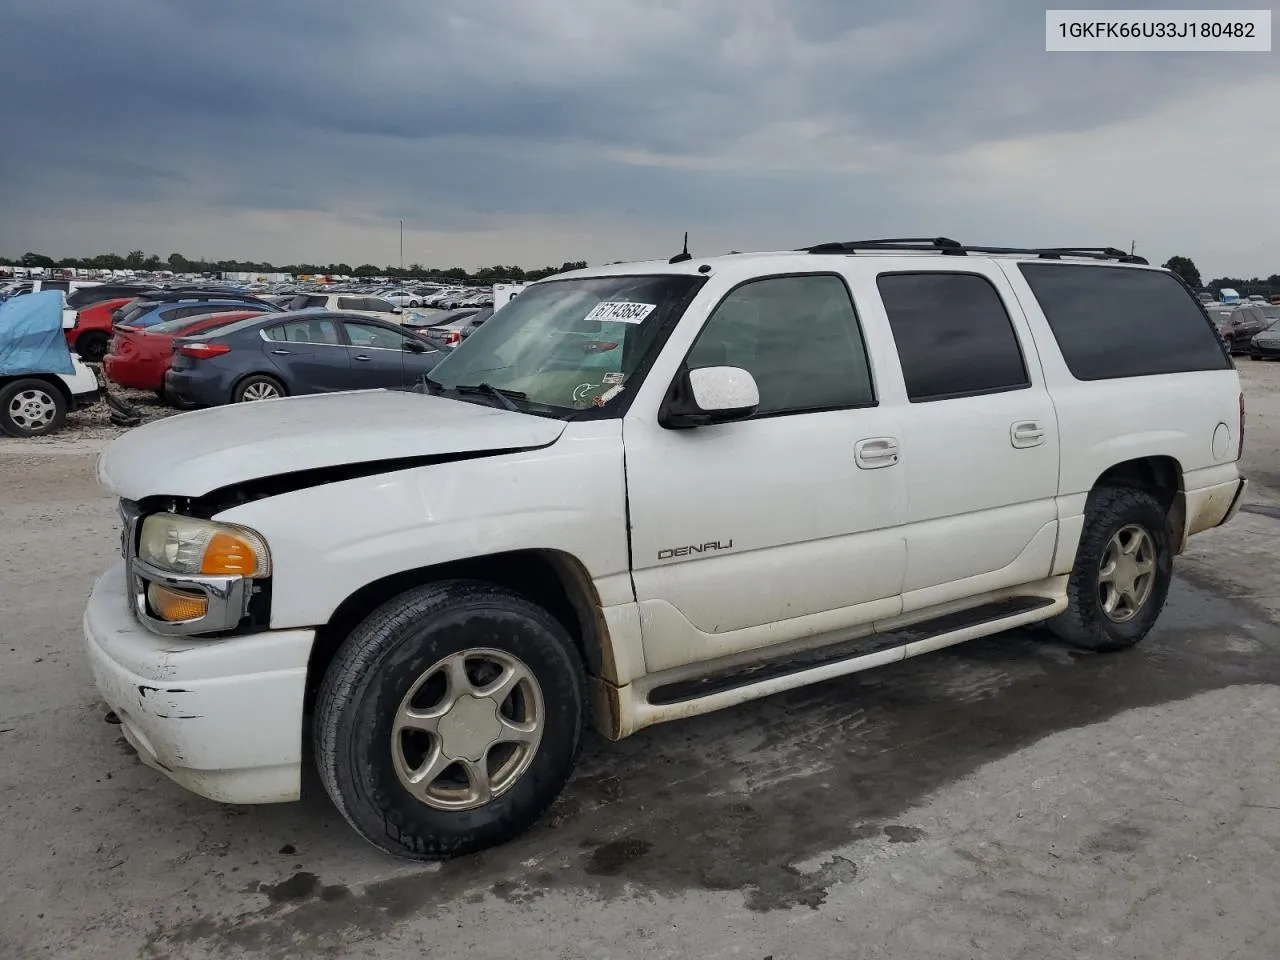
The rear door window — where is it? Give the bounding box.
[337,297,365,311]
[264,317,342,345]
[1019,264,1230,379]
[877,272,1029,402]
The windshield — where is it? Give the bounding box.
[428,274,704,415]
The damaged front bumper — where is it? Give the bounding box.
[83,561,314,804]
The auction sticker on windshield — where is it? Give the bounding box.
[584,301,656,324]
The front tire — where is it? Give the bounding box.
[1048,486,1172,652]
[315,581,587,860]
[0,379,68,437]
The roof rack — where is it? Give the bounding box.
[801,237,1148,265]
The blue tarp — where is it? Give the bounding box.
[0,291,73,375]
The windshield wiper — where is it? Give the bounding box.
[452,382,525,412]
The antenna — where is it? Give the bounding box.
[669,232,692,264]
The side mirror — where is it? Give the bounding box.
[659,365,759,429]
[404,338,427,353]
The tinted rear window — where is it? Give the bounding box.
[1019,264,1230,379]
[877,272,1029,402]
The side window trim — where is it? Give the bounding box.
[876,269,1032,404]
[675,270,879,420]
[258,320,345,347]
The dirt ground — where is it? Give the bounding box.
[3,362,1280,960]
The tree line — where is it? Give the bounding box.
[1,250,589,282]
[1162,256,1280,298]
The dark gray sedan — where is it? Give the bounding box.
[163,310,443,406]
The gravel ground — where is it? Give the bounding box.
[2,361,1280,960]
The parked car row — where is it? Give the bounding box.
[96,306,444,408]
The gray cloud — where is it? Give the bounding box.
[0,0,1275,273]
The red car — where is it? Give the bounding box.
[103,311,264,393]
[66,297,135,362]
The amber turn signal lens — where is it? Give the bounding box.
[201,532,260,576]
[148,583,209,622]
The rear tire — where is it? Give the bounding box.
[0,379,68,437]
[315,581,587,860]
[76,331,110,363]
[232,374,286,403]
[1048,486,1172,652]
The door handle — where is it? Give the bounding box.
[855,437,900,469]
[270,349,290,355]
[1011,420,1046,448]
[354,355,372,362]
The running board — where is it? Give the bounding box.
[646,596,1058,707]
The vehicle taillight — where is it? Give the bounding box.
[178,342,232,359]
[446,330,461,345]
[1238,391,1246,459]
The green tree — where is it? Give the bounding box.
[1162,255,1201,290]
[21,252,55,268]
[354,263,380,277]
[124,249,146,268]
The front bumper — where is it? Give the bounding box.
[84,562,313,804]
[1250,340,1280,358]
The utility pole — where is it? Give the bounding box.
[400,220,404,274]
[1130,240,1136,256]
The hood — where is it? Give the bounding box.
[98,390,567,500]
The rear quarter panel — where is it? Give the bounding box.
[998,262,1242,553]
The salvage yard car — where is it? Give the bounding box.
[1,291,101,436]
[84,240,1247,859]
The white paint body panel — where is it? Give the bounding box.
[96,390,566,500]
[59,356,101,399]
[215,418,633,646]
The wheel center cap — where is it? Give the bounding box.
[437,695,501,762]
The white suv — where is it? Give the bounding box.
[84,239,1247,858]
[286,293,403,321]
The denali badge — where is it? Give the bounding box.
[658,540,734,560]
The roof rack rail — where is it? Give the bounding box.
[800,238,1148,265]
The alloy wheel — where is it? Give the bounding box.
[8,388,57,432]
[1098,524,1156,623]
[391,648,544,811]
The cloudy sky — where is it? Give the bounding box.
[1,0,1276,275]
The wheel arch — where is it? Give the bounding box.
[1091,454,1187,553]
[0,374,73,405]
[232,370,287,400]
[305,548,616,723]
